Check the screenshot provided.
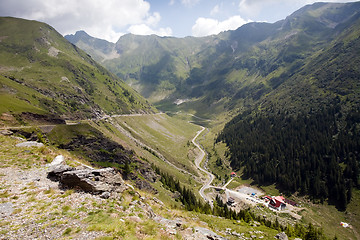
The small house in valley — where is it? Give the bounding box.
[269,198,286,211]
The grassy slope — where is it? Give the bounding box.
[0,17,154,123]
[113,114,200,173]
[296,190,360,240]
[88,114,204,191]
[1,127,288,239]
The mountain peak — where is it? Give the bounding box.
[65,30,118,62]
[65,30,93,43]
[73,30,90,38]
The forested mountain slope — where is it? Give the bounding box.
[218,2,360,210]
[0,17,154,126]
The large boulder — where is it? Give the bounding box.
[60,167,127,194]
[47,155,127,195]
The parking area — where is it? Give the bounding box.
[236,186,264,196]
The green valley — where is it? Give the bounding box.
[1,1,360,239]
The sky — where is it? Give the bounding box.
[0,0,357,42]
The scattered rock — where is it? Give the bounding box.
[127,183,135,189]
[0,202,14,217]
[155,216,185,236]
[194,227,228,240]
[275,232,288,240]
[0,129,13,135]
[130,200,138,205]
[16,141,44,148]
[100,191,110,199]
[61,76,70,82]
[33,177,40,181]
[128,215,142,223]
[143,203,156,218]
[168,229,177,235]
[153,197,164,206]
[252,221,261,227]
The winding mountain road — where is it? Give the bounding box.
[192,126,215,204]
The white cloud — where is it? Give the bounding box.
[128,24,172,36]
[210,5,220,16]
[146,12,161,26]
[192,15,249,37]
[0,0,171,42]
[169,0,175,5]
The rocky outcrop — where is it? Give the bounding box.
[47,155,127,195]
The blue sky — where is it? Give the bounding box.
[0,0,357,42]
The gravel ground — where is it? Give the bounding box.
[0,167,109,240]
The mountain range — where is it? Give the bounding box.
[66,1,360,118]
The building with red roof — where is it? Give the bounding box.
[269,198,286,211]
[274,196,285,203]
